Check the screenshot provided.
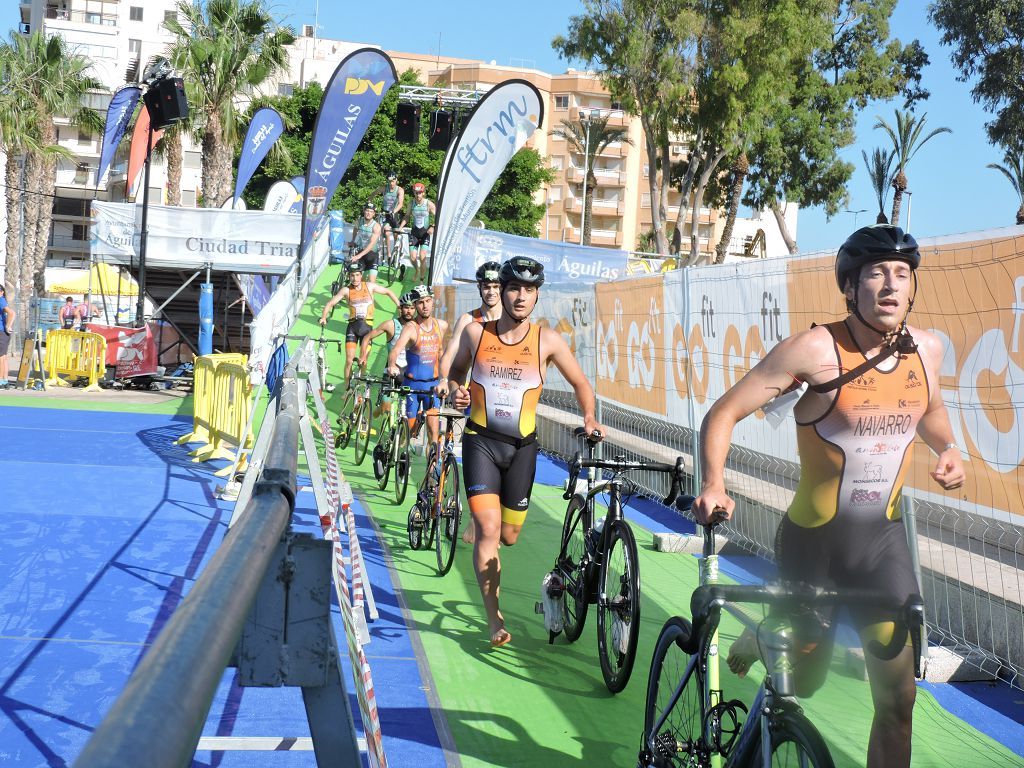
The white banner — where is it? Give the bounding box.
[264,180,300,214]
[91,201,300,274]
[430,80,544,284]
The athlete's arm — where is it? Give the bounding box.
[544,327,603,439]
[370,283,399,306]
[387,322,418,376]
[449,323,483,410]
[359,321,394,366]
[693,327,831,523]
[320,288,349,324]
[395,186,405,214]
[913,328,966,490]
[427,200,436,232]
[438,312,474,395]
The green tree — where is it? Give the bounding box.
[550,115,632,245]
[930,0,1024,149]
[986,149,1024,225]
[165,0,295,207]
[0,31,101,331]
[873,109,951,227]
[863,147,894,224]
[739,0,927,253]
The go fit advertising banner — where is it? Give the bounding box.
[572,228,1024,522]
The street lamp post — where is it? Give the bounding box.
[845,208,867,229]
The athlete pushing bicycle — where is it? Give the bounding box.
[691,225,965,768]
[448,256,604,648]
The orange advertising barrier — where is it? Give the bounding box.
[177,353,250,474]
[44,329,107,392]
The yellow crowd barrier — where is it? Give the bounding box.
[44,329,107,392]
[177,353,252,475]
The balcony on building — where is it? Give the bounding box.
[45,3,118,26]
[571,106,628,129]
[590,229,623,247]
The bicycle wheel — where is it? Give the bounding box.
[407,503,424,550]
[375,425,393,488]
[335,390,356,449]
[435,455,462,575]
[639,616,708,768]
[752,710,835,768]
[558,494,593,642]
[394,419,411,505]
[597,517,641,693]
[353,398,372,466]
[422,447,439,550]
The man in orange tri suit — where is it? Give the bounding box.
[386,284,448,447]
[319,262,398,389]
[692,225,965,768]
[449,256,604,648]
[437,260,503,543]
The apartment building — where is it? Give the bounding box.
[17,0,202,268]
[275,29,797,258]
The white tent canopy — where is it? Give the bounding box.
[91,201,302,275]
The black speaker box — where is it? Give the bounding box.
[145,78,189,130]
[428,109,455,150]
[396,103,421,143]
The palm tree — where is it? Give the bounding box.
[862,147,894,224]
[0,31,101,331]
[550,114,632,246]
[986,149,1024,225]
[874,110,951,228]
[164,0,295,208]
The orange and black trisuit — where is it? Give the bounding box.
[463,320,543,526]
[345,282,374,348]
[779,319,927,648]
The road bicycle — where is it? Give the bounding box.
[638,500,925,768]
[541,427,686,693]
[333,361,370,451]
[372,379,430,506]
[407,405,466,575]
[377,220,408,285]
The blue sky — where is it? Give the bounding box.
[280,0,1012,253]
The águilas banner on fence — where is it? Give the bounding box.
[594,276,667,415]
[299,48,397,256]
[457,227,627,284]
[234,107,284,206]
[429,79,544,285]
[97,86,141,186]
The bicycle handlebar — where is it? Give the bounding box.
[562,447,686,505]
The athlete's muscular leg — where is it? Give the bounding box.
[425,412,440,446]
[863,629,916,768]
[344,343,357,388]
[500,521,523,546]
[469,493,508,643]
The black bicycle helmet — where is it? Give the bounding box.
[475,261,501,282]
[410,284,432,301]
[347,261,364,273]
[835,225,919,290]
[499,256,545,288]
[363,200,376,211]
[386,170,398,180]
[399,291,415,307]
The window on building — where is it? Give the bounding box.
[53,198,89,217]
[78,128,92,145]
[641,193,651,208]
[74,162,90,184]
[72,224,89,241]
[129,6,143,21]
[128,38,141,55]
[148,186,163,204]
[184,152,201,170]
[547,186,562,202]
[182,190,197,207]
[547,216,560,231]
[643,164,649,179]
[550,155,563,171]
[554,94,569,110]
[164,9,177,24]
[278,83,294,97]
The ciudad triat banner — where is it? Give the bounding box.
[233,107,284,206]
[97,86,141,187]
[299,47,397,258]
[428,79,544,285]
